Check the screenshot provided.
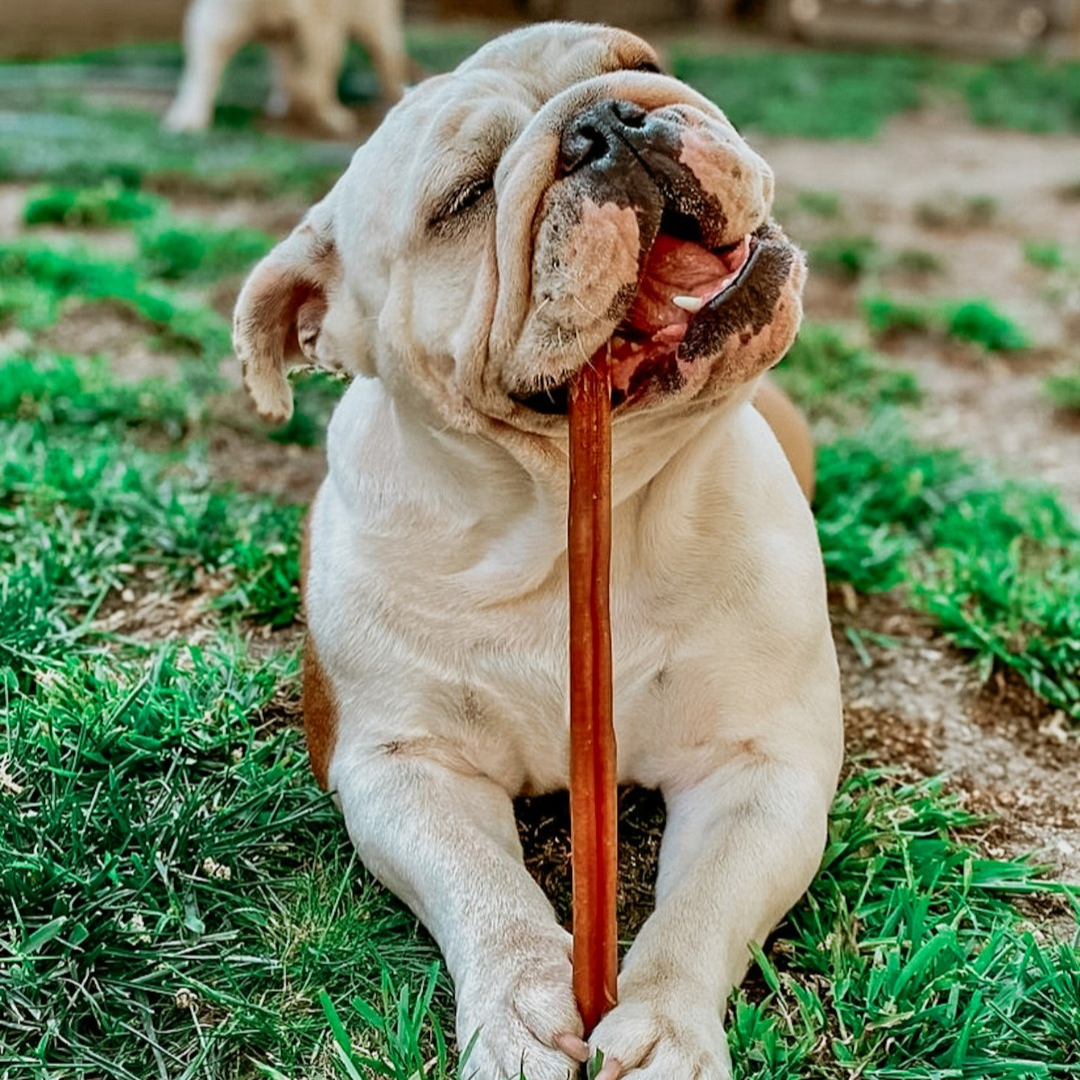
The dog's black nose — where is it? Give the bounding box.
[559,99,650,175]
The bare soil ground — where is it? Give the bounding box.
[761,108,1080,509]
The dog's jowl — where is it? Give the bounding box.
[235,23,842,1080]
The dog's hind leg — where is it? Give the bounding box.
[286,19,355,136]
[265,41,300,119]
[349,0,407,103]
[333,747,588,1080]
[163,0,251,132]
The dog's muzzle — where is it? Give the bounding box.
[510,99,797,416]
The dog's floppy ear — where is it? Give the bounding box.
[233,207,342,425]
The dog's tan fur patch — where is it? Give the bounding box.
[301,514,337,791]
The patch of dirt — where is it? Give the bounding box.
[762,107,1080,512]
[0,183,33,239]
[167,192,312,237]
[888,341,1080,509]
[91,564,230,646]
[832,590,1080,887]
[517,785,665,943]
[92,561,306,660]
[206,415,327,504]
[41,302,186,383]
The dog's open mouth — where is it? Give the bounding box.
[511,213,766,416]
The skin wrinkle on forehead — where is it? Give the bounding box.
[454,24,660,106]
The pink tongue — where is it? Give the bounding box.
[625,235,739,333]
[606,233,752,396]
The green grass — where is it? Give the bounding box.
[946,300,1031,352]
[966,57,1080,133]
[0,241,233,360]
[814,418,1080,719]
[773,322,921,424]
[23,180,163,228]
[0,95,351,197]
[137,217,274,282]
[0,354,306,651]
[1045,370,1080,412]
[0,642,443,1080]
[672,50,1080,140]
[671,50,928,138]
[321,966,462,1080]
[0,352,193,431]
[862,295,936,337]
[729,771,1080,1077]
[806,235,879,280]
[1024,240,1067,272]
[862,295,1030,352]
[792,189,843,220]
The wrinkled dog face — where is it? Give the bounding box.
[235,23,805,438]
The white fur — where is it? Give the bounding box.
[235,24,843,1079]
[164,0,406,134]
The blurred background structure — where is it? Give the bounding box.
[4,0,1080,56]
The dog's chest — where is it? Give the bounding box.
[312,388,808,793]
[313,509,736,794]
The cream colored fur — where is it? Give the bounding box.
[234,23,843,1080]
[164,0,406,134]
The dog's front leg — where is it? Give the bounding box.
[589,756,836,1079]
[162,0,248,132]
[334,749,588,1080]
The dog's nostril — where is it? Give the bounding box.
[559,122,611,175]
[559,100,651,175]
[611,100,647,129]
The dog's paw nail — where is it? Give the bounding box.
[555,1032,590,1062]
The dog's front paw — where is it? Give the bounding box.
[456,941,587,1080]
[589,998,732,1080]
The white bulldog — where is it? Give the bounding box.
[164,0,407,135]
[234,23,842,1079]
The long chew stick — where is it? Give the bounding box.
[567,356,618,1035]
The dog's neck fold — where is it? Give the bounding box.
[328,375,754,602]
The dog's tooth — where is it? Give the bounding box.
[672,295,704,314]
[628,341,642,353]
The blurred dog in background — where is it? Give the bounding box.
[164,0,407,134]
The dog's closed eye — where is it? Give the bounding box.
[429,174,495,233]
